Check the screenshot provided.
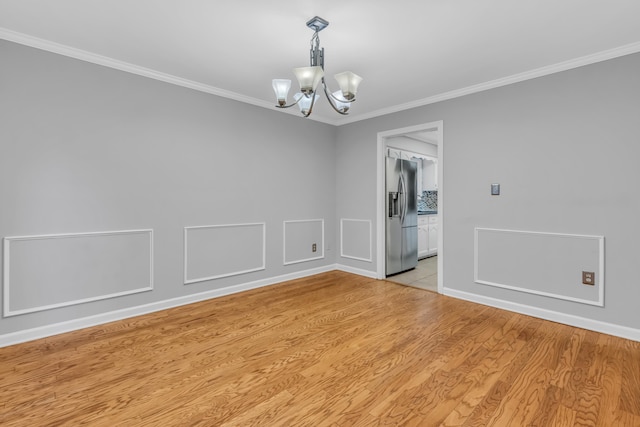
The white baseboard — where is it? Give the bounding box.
[335,263,378,279]
[443,288,640,343]
[9,267,634,348]
[0,264,336,348]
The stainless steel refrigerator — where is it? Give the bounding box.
[386,157,418,276]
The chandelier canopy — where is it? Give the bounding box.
[272,16,363,118]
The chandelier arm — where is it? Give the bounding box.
[327,88,357,104]
[301,92,318,118]
[321,79,349,115]
[274,94,305,109]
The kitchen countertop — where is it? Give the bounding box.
[418,210,437,215]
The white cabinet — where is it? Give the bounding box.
[387,148,415,161]
[387,148,401,159]
[419,215,438,259]
[422,157,438,190]
[418,216,429,259]
[427,215,438,257]
[387,148,437,194]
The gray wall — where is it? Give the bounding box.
[3,37,639,339]
[335,52,640,330]
[0,40,337,335]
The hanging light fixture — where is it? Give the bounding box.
[272,16,363,118]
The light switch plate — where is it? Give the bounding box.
[491,184,500,195]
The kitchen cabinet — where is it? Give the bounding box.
[427,215,438,256]
[387,148,414,161]
[387,147,401,159]
[419,215,438,259]
[388,148,438,194]
[427,215,438,257]
[422,157,438,190]
[418,216,429,259]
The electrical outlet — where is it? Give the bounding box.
[312,243,317,252]
[582,271,595,286]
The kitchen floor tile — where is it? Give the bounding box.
[386,256,437,292]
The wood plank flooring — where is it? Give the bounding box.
[0,271,639,426]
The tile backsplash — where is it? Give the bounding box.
[418,190,438,211]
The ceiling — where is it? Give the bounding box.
[2,1,640,126]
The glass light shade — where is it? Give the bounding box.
[332,90,350,113]
[272,79,291,106]
[293,66,324,94]
[334,71,363,101]
[294,92,318,116]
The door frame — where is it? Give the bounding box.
[376,120,444,293]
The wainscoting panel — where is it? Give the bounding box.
[3,229,153,317]
[283,219,324,265]
[474,228,604,306]
[184,223,266,285]
[340,219,372,262]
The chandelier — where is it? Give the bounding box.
[272,16,363,117]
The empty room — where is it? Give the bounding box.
[1,1,640,425]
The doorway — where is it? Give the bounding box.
[386,256,438,292]
[376,121,444,293]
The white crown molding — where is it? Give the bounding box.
[337,40,640,126]
[0,27,337,126]
[2,27,639,127]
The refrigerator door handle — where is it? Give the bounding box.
[403,175,409,224]
[399,173,406,224]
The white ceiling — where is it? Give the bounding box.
[2,1,640,126]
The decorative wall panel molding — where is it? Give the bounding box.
[3,229,154,317]
[340,219,372,262]
[474,228,604,306]
[283,219,324,265]
[184,223,266,285]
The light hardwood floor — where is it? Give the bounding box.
[1,271,639,426]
